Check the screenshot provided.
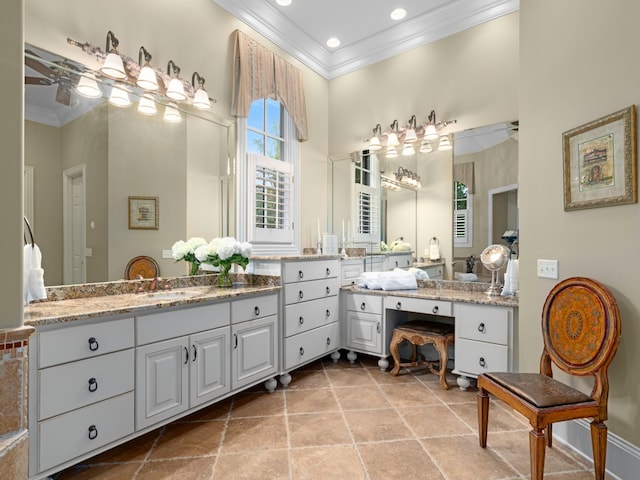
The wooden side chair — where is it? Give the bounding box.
[477,277,621,480]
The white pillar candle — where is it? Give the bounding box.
[342,219,345,239]
[317,218,321,240]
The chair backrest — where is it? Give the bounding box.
[542,277,621,377]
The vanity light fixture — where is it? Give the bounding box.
[438,134,452,151]
[402,143,416,156]
[419,139,433,154]
[100,31,127,80]
[137,93,157,116]
[386,120,400,147]
[386,146,398,158]
[163,102,182,123]
[75,73,102,98]
[404,115,418,143]
[368,124,383,151]
[136,46,159,91]
[395,166,421,189]
[108,85,131,107]
[166,60,187,101]
[191,72,212,110]
[423,110,439,141]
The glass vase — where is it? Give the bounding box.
[188,261,200,276]
[217,264,233,288]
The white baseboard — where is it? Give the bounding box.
[553,419,640,480]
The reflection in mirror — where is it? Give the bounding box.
[24,45,235,286]
[452,122,518,282]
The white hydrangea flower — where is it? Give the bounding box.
[187,237,207,250]
[240,242,252,258]
[171,240,190,260]
[194,244,211,262]
[216,237,236,260]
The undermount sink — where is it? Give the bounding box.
[141,290,200,301]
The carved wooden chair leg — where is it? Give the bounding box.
[477,390,489,447]
[390,330,403,376]
[433,337,450,389]
[546,424,553,447]
[529,428,546,480]
[409,342,418,363]
[591,421,608,480]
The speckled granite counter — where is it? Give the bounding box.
[24,274,281,327]
[342,279,518,308]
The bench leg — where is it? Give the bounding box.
[432,337,450,389]
[390,330,403,376]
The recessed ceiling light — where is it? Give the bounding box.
[326,37,341,48]
[276,0,292,6]
[390,8,407,21]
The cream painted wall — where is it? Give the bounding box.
[520,0,640,447]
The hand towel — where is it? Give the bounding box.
[407,267,429,280]
[429,243,440,260]
[24,244,47,304]
[454,272,478,282]
[357,270,417,290]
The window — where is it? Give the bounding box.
[237,99,299,254]
[454,180,473,247]
[353,151,379,245]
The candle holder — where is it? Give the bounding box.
[341,236,348,257]
[316,238,322,255]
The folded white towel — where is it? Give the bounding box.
[24,244,47,304]
[406,267,429,280]
[455,272,478,282]
[501,260,512,295]
[357,272,383,290]
[501,259,519,296]
[357,270,417,291]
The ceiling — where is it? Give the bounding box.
[211,0,519,79]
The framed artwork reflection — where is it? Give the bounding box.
[562,105,637,211]
[128,196,159,230]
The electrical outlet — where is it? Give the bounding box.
[537,259,558,279]
[162,249,174,259]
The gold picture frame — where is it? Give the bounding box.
[128,196,159,230]
[563,105,637,211]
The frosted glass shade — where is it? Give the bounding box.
[100,53,126,80]
[369,136,382,151]
[163,102,182,123]
[424,124,439,141]
[108,86,131,107]
[137,65,159,91]
[192,88,211,110]
[386,132,399,147]
[166,78,187,101]
[76,75,101,98]
[438,135,452,151]
[137,94,157,115]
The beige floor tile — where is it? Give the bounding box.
[333,385,391,410]
[422,435,520,479]
[367,366,420,385]
[379,382,441,408]
[286,388,340,414]
[149,421,225,460]
[176,397,233,422]
[288,412,352,447]
[55,462,142,479]
[230,390,285,418]
[325,367,376,387]
[398,404,474,438]
[80,431,160,464]
[136,457,215,480]
[429,382,480,403]
[344,408,414,442]
[284,368,331,390]
[450,401,528,434]
[213,450,290,480]
[290,445,367,480]
[358,439,445,480]
[221,416,288,453]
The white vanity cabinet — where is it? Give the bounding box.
[344,293,384,366]
[385,252,413,270]
[30,317,135,476]
[135,303,231,430]
[340,257,365,286]
[420,263,444,280]
[452,302,517,390]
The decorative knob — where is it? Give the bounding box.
[88,425,98,440]
[396,302,402,310]
[88,337,99,351]
[432,306,439,314]
[299,270,304,279]
[326,268,331,275]
[326,286,331,295]
[299,316,304,325]
[326,337,331,346]
[478,323,486,333]
[360,302,366,311]
[299,290,304,300]
[326,309,331,317]
[88,377,98,392]
[299,347,305,356]
[254,306,260,316]
[479,357,486,368]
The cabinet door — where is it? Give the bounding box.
[190,327,231,408]
[232,315,278,390]
[346,311,382,354]
[136,337,189,430]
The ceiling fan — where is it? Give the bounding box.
[24,48,80,106]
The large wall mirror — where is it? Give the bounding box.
[24,45,235,286]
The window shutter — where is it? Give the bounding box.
[355,184,379,243]
[454,210,469,244]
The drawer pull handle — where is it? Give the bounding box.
[192,345,197,362]
[478,323,486,333]
[432,306,439,314]
[88,425,98,440]
[479,357,486,368]
[299,270,304,279]
[396,302,402,310]
[377,322,381,334]
[395,261,399,267]
[360,302,366,311]
[88,377,98,393]
[88,337,99,351]
[326,337,331,346]
[326,309,331,317]
[326,286,331,295]
[184,346,189,364]
[299,347,305,356]
[254,306,260,316]
[234,334,238,349]
[299,290,304,300]
[326,267,331,276]
[299,316,304,325]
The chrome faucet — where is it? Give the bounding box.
[148,276,159,293]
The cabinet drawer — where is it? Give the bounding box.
[284,277,340,305]
[38,392,134,472]
[284,296,338,337]
[283,322,339,370]
[387,253,413,270]
[454,338,509,376]
[384,296,452,317]
[39,349,134,421]
[39,318,134,368]
[231,293,278,324]
[454,303,511,345]
[346,293,382,315]
[424,265,444,279]
[283,259,338,283]
[341,259,364,286]
[137,302,230,345]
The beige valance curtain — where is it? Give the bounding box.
[453,162,475,194]
[232,30,309,142]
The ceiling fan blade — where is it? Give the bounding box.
[25,76,53,86]
[25,52,57,79]
[55,85,71,106]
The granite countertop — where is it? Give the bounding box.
[342,281,518,308]
[24,276,281,328]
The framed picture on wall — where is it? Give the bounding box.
[562,105,637,211]
[128,196,159,230]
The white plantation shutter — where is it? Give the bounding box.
[454,210,469,244]
[453,181,473,248]
[355,184,379,243]
[249,153,293,244]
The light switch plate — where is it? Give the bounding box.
[162,249,173,259]
[537,259,558,279]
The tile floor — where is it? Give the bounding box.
[54,354,606,480]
